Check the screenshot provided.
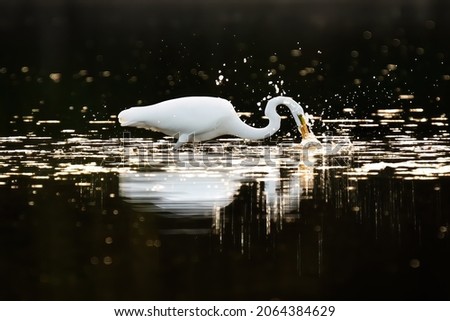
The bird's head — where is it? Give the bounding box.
[281,97,313,139]
[118,107,147,128]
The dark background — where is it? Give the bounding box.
[0,0,449,137]
[1,0,450,300]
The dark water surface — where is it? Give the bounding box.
[1,0,450,300]
[1,133,449,300]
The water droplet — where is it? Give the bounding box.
[49,73,61,83]
[425,20,435,30]
[392,38,401,47]
[362,30,372,40]
[350,50,359,58]
[290,49,301,57]
[103,256,113,265]
[409,259,420,269]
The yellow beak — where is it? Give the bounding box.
[298,114,311,139]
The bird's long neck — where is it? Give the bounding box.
[226,98,283,140]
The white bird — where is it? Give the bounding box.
[118,96,314,149]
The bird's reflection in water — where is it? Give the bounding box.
[115,136,450,299]
[1,135,450,299]
[119,168,242,215]
[118,143,333,284]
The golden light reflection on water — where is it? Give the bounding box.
[0,124,449,181]
[0,112,449,283]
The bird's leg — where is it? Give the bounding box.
[191,132,199,153]
[173,133,190,150]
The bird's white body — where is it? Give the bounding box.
[118,96,310,148]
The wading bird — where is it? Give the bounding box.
[118,96,314,149]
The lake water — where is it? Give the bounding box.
[0,0,450,300]
[1,125,449,300]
